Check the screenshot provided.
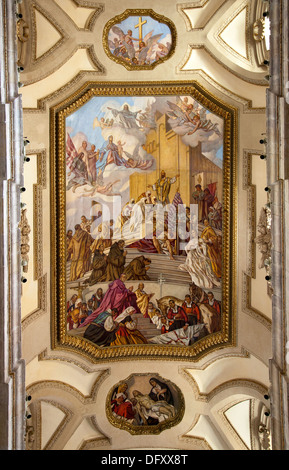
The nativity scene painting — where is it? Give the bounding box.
[103,11,175,69]
[64,88,225,353]
[106,374,184,434]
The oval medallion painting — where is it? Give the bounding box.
[103,10,176,70]
[106,374,185,435]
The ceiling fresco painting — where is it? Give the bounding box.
[103,9,176,70]
[51,81,237,362]
[106,374,185,435]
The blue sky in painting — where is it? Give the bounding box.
[66,94,224,166]
[66,96,136,148]
[111,15,171,43]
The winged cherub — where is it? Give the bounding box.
[166,99,221,137]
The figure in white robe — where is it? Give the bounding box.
[178,237,221,289]
[149,324,206,346]
[132,390,175,424]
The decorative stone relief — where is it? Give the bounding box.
[17,17,30,68]
[255,204,273,294]
[257,404,272,450]
[19,208,31,274]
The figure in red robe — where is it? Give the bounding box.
[111,393,135,420]
[202,291,221,315]
[79,274,140,328]
[167,299,189,332]
[182,294,201,325]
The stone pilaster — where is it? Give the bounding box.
[267,0,289,451]
[0,0,26,450]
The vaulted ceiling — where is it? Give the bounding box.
[19,0,272,450]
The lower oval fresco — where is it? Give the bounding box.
[106,374,185,434]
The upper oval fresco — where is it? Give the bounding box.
[103,9,177,70]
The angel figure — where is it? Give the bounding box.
[136,31,163,65]
[93,117,110,130]
[117,140,126,157]
[137,102,157,130]
[108,36,122,55]
[123,143,142,165]
[166,99,221,137]
[110,26,139,61]
[155,42,171,61]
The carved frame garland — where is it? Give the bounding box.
[50,80,237,363]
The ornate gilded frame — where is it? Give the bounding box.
[50,80,237,363]
[102,9,177,71]
[106,373,185,435]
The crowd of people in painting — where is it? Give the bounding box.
[110,378,176,427]
[66,172,223,345]
[66,178,223,286]
[66,273,221,347]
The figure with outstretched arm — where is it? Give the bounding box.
[148,170,180,205]
[107,104,142,128]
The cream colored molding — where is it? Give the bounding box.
[179,347,250,376]
[21,274,47,330]
[89,414,111,442]
[22,70,101,113]
[242,149,257,278]
[40,400,74,451]
[31,2,66,64]
[178,1,228,33]
[30,400,42,450]
[178,433,212,450]
[242,273,272,331]
[179,43,266,86]
[176,50,267,112]
[178,0,268,85]
[22,67,266,115]
[27,379,96,405]
[218,399,251,450]
[181,367,268,403]
[207,380,268,402]
[70,0,105,31]
[181,412,202,436]
[21,149,47,330]
[37,349,112,376]
[177,0,211,31]
[79,436,112,450]
[180,414,227,450]
[26,376,112,450]
[19,0,105,86]
[28,398,109,450]
[214,2,251,64]
[241,149,272,331]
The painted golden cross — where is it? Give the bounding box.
[135,16,147,41]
